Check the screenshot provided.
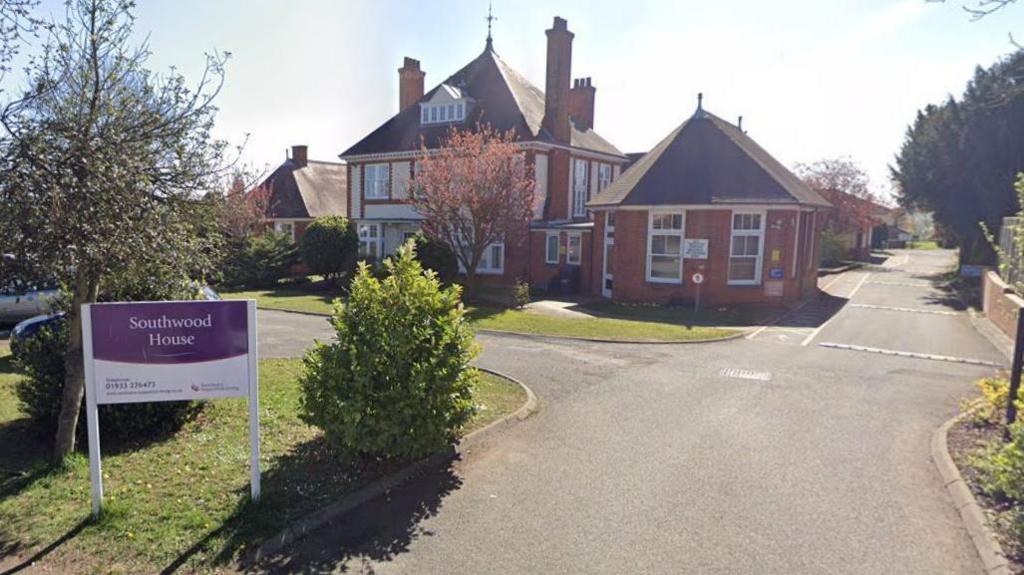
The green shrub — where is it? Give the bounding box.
[222,231,299,288]
[820,229,846,266]
[413,232,459,285]
[13,322,199,445]
[962,377,1009,426]
[975,408,1024,502]
[299,240,478,459]
[299,216,359,284]
[513,280,530,309]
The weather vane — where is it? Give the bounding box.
[485,2,497,47]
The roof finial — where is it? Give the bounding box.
[485,2,497,49]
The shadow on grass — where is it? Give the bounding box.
[0,518,89,574]
[576,301,782,328]
[158,436,460,574]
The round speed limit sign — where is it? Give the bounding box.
[692,272,704,284]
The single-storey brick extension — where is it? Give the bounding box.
[270,16,832,306]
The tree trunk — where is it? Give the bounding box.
[52,276,98,462]
[463,270,478,302]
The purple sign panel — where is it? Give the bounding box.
[86,300,254,405]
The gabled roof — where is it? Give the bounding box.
[260,159,347,219]
[589,110,830,209]
[341,46,624,159]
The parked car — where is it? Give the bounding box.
[0,282,60,324]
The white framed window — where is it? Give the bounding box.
[597,163,613,193]
[365,164,390,199]
[477,242,504,274]
[419,99,468,125]
[456,102,464,120]
[646,211,684,283]
[358,223,381,261]
[545,232,559,264]
[567,233,582,265]
[421,107,429,123]
[729,211,765,285]
[572,159,589,217]
[274,221,295,242]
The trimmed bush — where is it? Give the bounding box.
[820,229,846,266]
[413,232,459,285]
[299,216,359,283]
[222,231,299,288]
[299,240,478,459]
[513,280,530,309]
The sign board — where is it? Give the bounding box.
[960,265,989,278]
[764,280,784,298]
[683,239,709,260]
[771,249,781,263]
[691,272,704,284]
[769,267,785,280]
[82,300,260,517]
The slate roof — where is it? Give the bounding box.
[341,46,623,159]
[589,110,830,209]
[260,159,347,219]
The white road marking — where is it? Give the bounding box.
[818,342,1001,367]
[746,270,854,340]
[800,272,871,347]
[720,367,772,381]
[848,303,960,316]
[864,281,934,288]
[882,253,910,269]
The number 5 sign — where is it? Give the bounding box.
[82,300,261,518]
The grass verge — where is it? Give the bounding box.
[466,305,738,341]
[220,286,339,315]
[0,353,524,573]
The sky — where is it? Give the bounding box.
[6,0,1022,199]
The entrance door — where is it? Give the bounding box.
[602,238,614,298]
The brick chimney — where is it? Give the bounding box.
[291,145,308,168]
[398,57,425,112]
[569,77,595,131]
[542,17,573,144]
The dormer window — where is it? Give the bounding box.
[419,83,469,125]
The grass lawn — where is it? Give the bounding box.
[0,351,524,573]
[466,305,738,341]
[220,286,339,315]
[580,301,778,327]
[907,240,940,250]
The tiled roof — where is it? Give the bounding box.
[589,110,830,208]
[261,160,347,219]
[341,46,623,158]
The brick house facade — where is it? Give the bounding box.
[587,105,831,306]
[339,18,627,291]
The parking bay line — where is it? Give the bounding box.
[847,303,960,316]
[818,342,1001,367]
[747,271,857,341]
[800,271,871,347]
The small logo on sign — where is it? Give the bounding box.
[190,384,200,392]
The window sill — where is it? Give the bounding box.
[727,282,763,288]
[646,278,683,285]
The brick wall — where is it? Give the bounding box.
[606,208,817,306]
[546,149,571,220]
[526,229,593,294]
[983,270,1024,338]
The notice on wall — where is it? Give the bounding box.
[764,281,784,298]
[87,301,253,405]
[683,239,709,259]
[769,267,785,280]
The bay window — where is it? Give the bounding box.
[567,233,582,265]
[647,212,684,283]
[365,164,390,199]
[729,212,764,285]
[545,232,559,264]
[358,223,381,261]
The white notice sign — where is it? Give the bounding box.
[683,239,709,259]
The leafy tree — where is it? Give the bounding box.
[0,0,233,461]
[796,157,880,235]
[221,231,298,288]
[299,215,359,283]
[891,50,1024,264]
[411,125,535,299]
[299,241,478,459]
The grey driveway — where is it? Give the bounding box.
[256,249,1000,574]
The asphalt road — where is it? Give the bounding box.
[255,249,1001,575]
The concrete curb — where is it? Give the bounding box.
[244,368,537,567]
[256,306,331,318]
[931,412,1012,575]
[818,262,863,276]
[473,327,750,345]
[966,308,1014,365]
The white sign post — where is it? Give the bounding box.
[82,300,260,518]
[691,272,705,312]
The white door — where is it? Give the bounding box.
[602,237,614,298]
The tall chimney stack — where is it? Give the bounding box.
[398,57,425,112]
[291,145,308,168]
[542,17,573,144]
[569,77,596,131]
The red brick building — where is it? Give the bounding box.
[587,104,831,305]
[339,18,628,290]
[257,144,348,242]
